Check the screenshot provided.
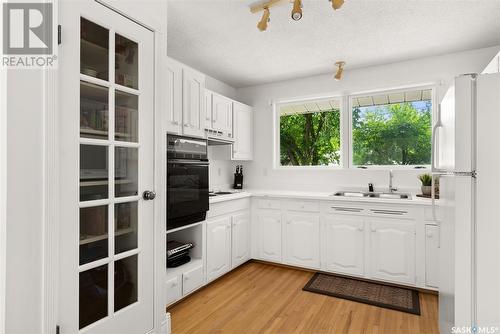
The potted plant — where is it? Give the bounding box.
[418,173,433,196]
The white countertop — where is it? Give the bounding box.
[209,189,436,206]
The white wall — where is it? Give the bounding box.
[236,45,500,192]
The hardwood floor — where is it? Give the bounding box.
[168,262,439,334]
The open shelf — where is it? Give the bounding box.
[166,220,204,235]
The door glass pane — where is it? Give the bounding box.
[115,34,138,89]
[115,147,138,197]
[115,255,138,312]
[115,202,138,254]
[81,18,109,81]
[80,82,109,139]
[80,145,108,201]
[115,91,138,142]
[79,264,108,329]
[80,205,108,265]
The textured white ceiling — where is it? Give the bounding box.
[167,0,500,88]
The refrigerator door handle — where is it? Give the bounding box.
[431,104,447,174]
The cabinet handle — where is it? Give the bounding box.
[184,276,189,281]
[184,123,189,127]
[371,228,377,233]
[332,207,363,212]
[172,121,179,125]
[358,227,364,231]
[426,233,433,238]
[370,209,407,215]
[171,282,177,287]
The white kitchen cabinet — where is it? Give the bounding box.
[369,218,416,285]
[232,102,253,160]
[323,214,365,276]
[425,224,439,288]
[182,67,206,138]
[166,58,183,134]
[257,210,282,262]
[165,276,182,307]
[284,213,320,268]
[206,216,232,282]
[182,265,204,295]
[204,90,213,129]
[212,93,233,135]
[232,212,251,269]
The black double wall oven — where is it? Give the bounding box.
[167,135,209,231]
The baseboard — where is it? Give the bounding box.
[251,259,439,295]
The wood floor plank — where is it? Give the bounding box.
[168,262,439,334]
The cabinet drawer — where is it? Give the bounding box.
[285,200,319,213]
[258,198,281,210]
[182,265,204,296]
[165,275,182,306]
[424,206,442,221]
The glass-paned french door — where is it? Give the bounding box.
[59,1,154,333]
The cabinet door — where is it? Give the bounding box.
[232,212,250,269]
[284,213,320,268]
[232,103,253,161]
[182,68,206,138]
[166,59,183,134]
[257,210,282,262]
[323,215,365,276]
[204,90,213,130]
[212,93,233,135]
[369,219,416,285]
[165,276,182,306]
[425,225,439,288]
[206,216,231,282]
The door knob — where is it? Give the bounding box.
[143,190,156,200]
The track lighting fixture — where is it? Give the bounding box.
[331,0,345,10]
[334,61,345,81]
[291,0,302,21]
[251,0,346,31]
[257,7,270,31]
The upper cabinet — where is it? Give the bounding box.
[182,67,206,138]
[165,58,253,156]
[232,102,253,160]
[166,59,183,134]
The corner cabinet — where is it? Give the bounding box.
[369,218,416,285]
[182,67,206,137]
[232,102,253,160]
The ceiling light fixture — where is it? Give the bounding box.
[334,61,345,81]
[291,0,302,21]
[257,7,270,31]
[331,0,344,10]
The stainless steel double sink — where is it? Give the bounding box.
[332,191,411,200]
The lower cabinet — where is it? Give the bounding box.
[257,210,282,262]
[232,212,251,268]
[206,216,232,282]
[284,213,320,268]
[165,276,182,306]
[165,262,204,307]
[369,218,416,285]
[425,224,439,288]
[323,214,365,276]
[182,265,205,295]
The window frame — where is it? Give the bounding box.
[348,85,436,170]
[272,84,436,171]
[273,95,347,170]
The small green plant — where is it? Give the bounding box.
[418,173,432,186]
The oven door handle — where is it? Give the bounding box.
[167,160,209,165]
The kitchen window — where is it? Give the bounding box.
[351,88,433,168]
[276,98,343,167]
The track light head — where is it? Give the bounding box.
[291,0,302,21]
[331,0,344,10]
[334,61,345,81]
[257,7,270,31]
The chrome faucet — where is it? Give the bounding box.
[389,170,398,193]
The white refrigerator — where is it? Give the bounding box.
[433,73,500,333]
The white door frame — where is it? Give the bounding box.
[0,67,7,334]
[43,1,168,333]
